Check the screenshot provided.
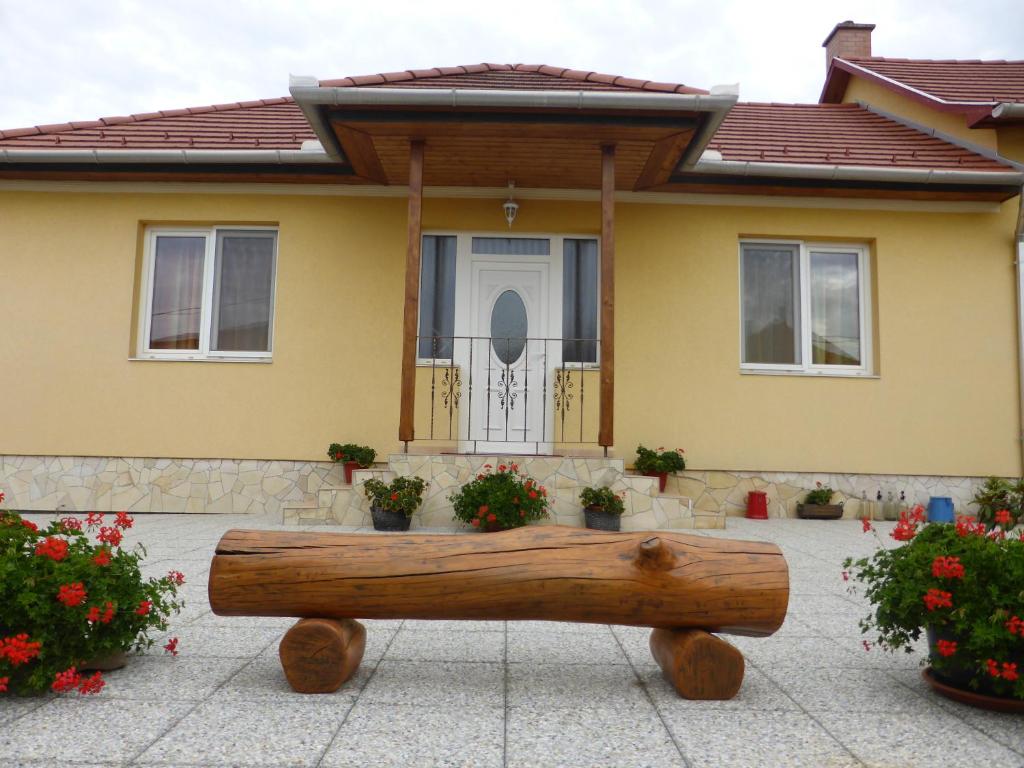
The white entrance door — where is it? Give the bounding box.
[457,243,558,453]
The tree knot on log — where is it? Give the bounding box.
[634,536,676,571]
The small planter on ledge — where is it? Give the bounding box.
[633,445,685,494]
[328,442,377,485]
[363,476,426,532]
[449,462,549,532]
[797,483,843,519]
[579,486,626,531]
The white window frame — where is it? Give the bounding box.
[739,239,872,377]
[138,225,278,361]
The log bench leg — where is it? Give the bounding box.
[279,618,366,694]
[649,628,745,700]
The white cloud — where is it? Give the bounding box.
[0,0,1020,128]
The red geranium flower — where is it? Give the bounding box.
[936,639,957,657]
[841,571,849,582]
[390,493,399,501]
[21,519,38,532]
[51,667,82,693]
[85,512,103,528]
[92,548,111,567]
[0,676,8,693]
[86,606,101,623]
[167,570,186,586]
[77,671,105,695]
[1006,615,1024,636]
[931,556,965,580]
[471,518,480,527]
[994,509,1012,526]
[498,464,507,472]
[486,513,497,523]
[114,511,134,530]
[528,490,538,499]
[862,519,873,533]
[955,516,985,537]
[135,600,152,616]
[34,536,69,561]
[57,582,87,607]
[97,526,123,547]
[0,634,42,666]
[59,516,83,532]
[478,505,488,516]
[986,659,1001,678]
[1003,662,1019,682]
[163,637,179,657]
[100,602,115,624]
[923,589,953,611]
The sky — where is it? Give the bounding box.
[1,0,1022,130]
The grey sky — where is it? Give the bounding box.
[1,0,1021,130]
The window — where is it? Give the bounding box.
[417,235,456,359]
[140,227,277,360]
[740,241,870,375]
[562,238,599,364]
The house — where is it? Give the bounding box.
[1,21,1022,527]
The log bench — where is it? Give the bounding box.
[208,525,789,699]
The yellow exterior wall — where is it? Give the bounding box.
[997,127,1024,164]
[0,188,1020,478]
[841,77,999,150]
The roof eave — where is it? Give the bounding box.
[0,148,334,165]
[825,58,1000,113]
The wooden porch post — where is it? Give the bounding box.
[599,143,615,450]
[399,140,425,447]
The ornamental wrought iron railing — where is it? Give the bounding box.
[415,335,600,450]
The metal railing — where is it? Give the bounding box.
[416,335,600,451]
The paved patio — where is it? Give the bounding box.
[1,514,1022,768]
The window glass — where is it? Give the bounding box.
[490,289,528,364]
[149,235,206,350]
[471,237,550,255]
[211,231,276,352]
[418,235,457,359]
[810,251,861,366]
[741,245,801,365]
[563,239,598,363]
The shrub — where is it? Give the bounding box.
[634,445,686,474]
[363,476,427,517]
[804,482,835,506]
[579,486,625,515]
[972,476,1023,529]
[0,505,184,697]
[450,463,549,530]
[843,508,1023,700]
[327,443,376,468]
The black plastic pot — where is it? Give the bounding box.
[584,505,621,531]
[926,626,1024,701]
[371,504,412,532]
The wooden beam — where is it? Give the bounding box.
[633,131,694,191]
[398,140,424,444]
[599,143,615,448]
[332,124,389,184]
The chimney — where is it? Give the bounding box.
[823,21,875,69]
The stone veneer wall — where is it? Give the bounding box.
[0,454,992,519]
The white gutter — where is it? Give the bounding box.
[992,103,1024,120]
[692,156,1024,185]
[0,148,334,164]
[1016,187,1024,468]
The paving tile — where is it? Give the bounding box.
[217,657,371,700]
[319,703,503,768]
[0,698,48,726]
[385,629,505,662]
[0,698,193,764]
[508,620,612,634]
[640,664,799,712]
[771,667,938,713]
[730,634,879,670]
[507,662,648,709]
[662,710,860,768]
[188,611,297,628]
[100,655,248,700]
[826,709,1022,767]
[135,695,348,766]
[403,619,505,632]
[148,625,283,658]
[507,628,627,665]
[506,704,683,768]
[361,660,503,706]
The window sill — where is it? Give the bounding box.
[130,356,272,364]
[740,368,878,379]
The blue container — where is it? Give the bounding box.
[927,496,955,523]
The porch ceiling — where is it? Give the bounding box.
[324,107,698,189]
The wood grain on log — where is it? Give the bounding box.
[649,628,745,700]
[210,525,788,635]
[278,618,366,694]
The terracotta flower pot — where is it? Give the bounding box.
[343,461,360,485]
[483,520,508,533]
[642,471,668,493]
[80,650,128,672]
[583,505,621,531]
[370,505,411,532]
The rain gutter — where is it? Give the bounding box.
[992,103,1024,120]
[1016,186,1024,469]
[0,148,334,164]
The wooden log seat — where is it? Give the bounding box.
[208,525,789,699]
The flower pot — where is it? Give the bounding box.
[80,649,128,672]
[925,626,1024,709]
[583,505,621,531]
[643,471,668,493]
[370,504,411,532]
[483,520,509,533]
[342,461,360,485]
[796,503,844,520]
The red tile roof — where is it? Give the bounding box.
[833,57,1024,104]
[317,63,709,94]
[707,103,1010,170]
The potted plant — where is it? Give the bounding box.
[579,486,626,531]
[972,476,1023,529]
[844,508,1023,711]
[797,482,844,519]
[450,463,549,532]
[0,505,185,697]
[633,445,685,493]
[328,443,377,484]
[363,476,427,532]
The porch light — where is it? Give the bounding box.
[503,181,519,229]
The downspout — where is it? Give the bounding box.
[1016,187,1024,473]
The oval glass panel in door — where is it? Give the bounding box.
[490,289,528,365]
